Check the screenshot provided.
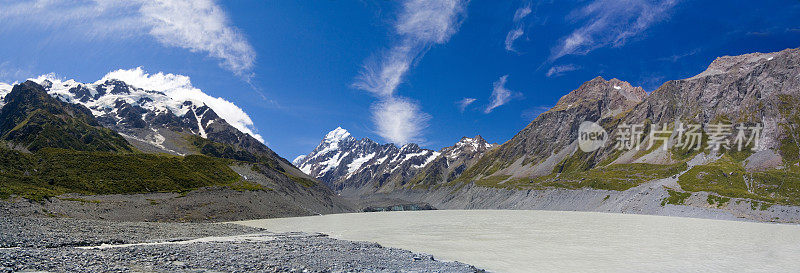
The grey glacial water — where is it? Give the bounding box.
[236,210,800,272]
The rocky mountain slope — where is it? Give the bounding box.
[293,128,496,195]
[406,136,498,190]
[21,76,270,158]
[0,81,133,153]
[298,48,800,223]
[426,48,800,222]
[469,48,799,189]
[0,79,352,221]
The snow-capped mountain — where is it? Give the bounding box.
[406,136,498,189]
[0,71,273,158]
[0,83,11,108]
[294,127,439,186]
[293,127,497,195]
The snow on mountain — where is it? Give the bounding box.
[293,127,442,187]
[0,68,268,156]
[16,68,263,143]
[292,155,307,166]
[0,82,11,108]
[347,152,376,174]
[294,128,496,194]
[444,136,497,159]
[294,127,381,182]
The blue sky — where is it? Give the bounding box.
[1,0,799,159]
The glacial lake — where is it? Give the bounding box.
[235,210,800,272]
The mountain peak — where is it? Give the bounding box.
[449,135,495,154]
[551,76,646,113]
[401,143,421,151]
[323,127,352,143]
[292,155,307,166]
[459,135,487,143]
[0,81,133,153]
[689,47,797,80]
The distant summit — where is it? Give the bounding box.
[293,128,498,195]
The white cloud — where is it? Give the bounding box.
[505,3,532,52]
[395,0,467,44]
[546,64,580,77]
[456,97,477,112]
[353,0,468,144]
[513,4,532,22]
[102,67,264,143]
[372,97,430,145]
[551,0,677,60]
[353,45,413,97]
[0,0,255,78]
[354,0,467,97]
[0,62,30,83]
[140,1,255,78]
[485,75,515,113]
[505,27,524,52]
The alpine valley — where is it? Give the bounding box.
[294,48,800,223]
[3,48,800,223]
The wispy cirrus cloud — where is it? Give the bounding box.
[456,97,477,112]
[550,0,678,61]
[0,0,255,79]
[354,0,468,144]
[513,4,532,22]
[545,64,580,77]
[484,75,519,113]
[505,28,525,52]
[505,3,532,52]
[0,61,30,83]
[372,97,431,146]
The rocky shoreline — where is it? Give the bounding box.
[370,174,800,224]
[0,217,483,272]
[0,186,354,223]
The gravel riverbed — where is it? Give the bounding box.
[1,217,483,272]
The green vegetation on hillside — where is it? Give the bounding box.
[2,109,133,153]
[463,162,685,192]
[0,147,265,201]
[539,162,686,191]
[677,155,800,206]
[189,135,317,188]
[778,94,800,163]
[187,135,284,171]
[707,194,730,207]
[0,81,134,153]
[662,189,691,205]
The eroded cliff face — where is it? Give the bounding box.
[459,77,647,181]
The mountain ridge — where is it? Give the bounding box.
[0,81,133,153]
[294,127,497,195]
[293,47,800,223]
[0,78,354,221]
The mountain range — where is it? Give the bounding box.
[292,128,496,195]
[1,48,799,223]
[0,77,351,221]
[294,48,800,223]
